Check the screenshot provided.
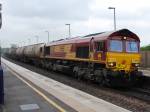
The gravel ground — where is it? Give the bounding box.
[3,57,150,112]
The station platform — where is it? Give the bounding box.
[1,58,131,112]
[2,62,76,112]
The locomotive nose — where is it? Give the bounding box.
[107,52,141,72]
[121,60,126,64]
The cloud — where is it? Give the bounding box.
[6,0,92,21]
[0,0,150,47]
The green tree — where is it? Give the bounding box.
[141,44,150,51]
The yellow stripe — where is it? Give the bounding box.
[43,56,106,63]
[6,65,67,112]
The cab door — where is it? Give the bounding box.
[89,37,95,60]
[94,41,106,61]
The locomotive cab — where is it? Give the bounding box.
[106,37,140,72]
[76,29,143,86]
[102,29,142,86]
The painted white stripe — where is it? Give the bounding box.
[20,104,40,111]
[7,66,67,112]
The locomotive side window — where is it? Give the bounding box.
[96,41,104,51]
[76,46,89,58]
[45,46,50,55]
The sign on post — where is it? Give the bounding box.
[0,4,2,29]
[0,3,4,105]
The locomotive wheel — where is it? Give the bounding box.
[75,68,85,80]
[77,69,83,80]
[52,64,57,71]
[49,63,53,70]
[94,70,105,86]
[74,71,78,78]
[102,69,111,87]
[131,71,144,86]
[73,66,79,78]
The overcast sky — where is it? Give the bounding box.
[0,0,150,47]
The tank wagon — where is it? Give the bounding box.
[4,47,17,59]
[15,43,45,63]
[7,29,143,86]
[16,47,24,58]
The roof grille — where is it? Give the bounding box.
[84,32,105,37]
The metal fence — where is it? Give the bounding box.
[141,51,150,67]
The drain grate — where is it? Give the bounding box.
[20,104,40,111]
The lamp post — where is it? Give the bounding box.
[28,38,31,45]
[0,3,3,103]
[108,7,116,31]
[65,24,71,38]
[45,31,49,43]
[0,3,3,104]
[35,35,39,44]
[21,41,25,46]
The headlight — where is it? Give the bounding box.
[132,63,140,67]
[107,62,116,67]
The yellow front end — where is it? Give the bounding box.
[106,52,141,72]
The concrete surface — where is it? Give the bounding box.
[2,62,76,112]
[140,69,150,77]
[2,58,131,112]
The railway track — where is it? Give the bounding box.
[133,88,150,96]
[109,87,150,104]
[128,88,150,102]
[3,57,150,112]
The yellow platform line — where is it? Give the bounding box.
[6,65,67,112]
